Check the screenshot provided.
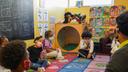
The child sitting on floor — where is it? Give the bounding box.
[41,30,64,60]
[78,31,94,59]
[111,37,120,55]
[27,36,49,71]
[111,30,120,55]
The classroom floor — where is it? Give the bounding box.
[27,53,110,72]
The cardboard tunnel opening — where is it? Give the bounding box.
[57,26,80,51]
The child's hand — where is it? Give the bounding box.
[85,40,90,45]
[87,53,92,59]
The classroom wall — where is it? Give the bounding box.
[115,0,128,9]
[65,0,128,24]
[47,7,65,24]
[25,0,128,48]
[25,0,40,48]
[25,0,65,48]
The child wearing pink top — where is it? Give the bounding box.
[41,30,64,60]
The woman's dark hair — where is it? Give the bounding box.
[45,30,52,39]
[0,40,27,70]
[64,12,72,17]
[34,36,43,43]
[116,11,128,36]
[81,31,92,39]
[63,12,72,24]
[63,17,69,23]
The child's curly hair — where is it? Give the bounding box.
[0,40,27,70]
[81,31,92,39]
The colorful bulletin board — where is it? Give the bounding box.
[90,6,126,42]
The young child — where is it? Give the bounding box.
[42,30,64,59]
[78,31,94,59]
[0,36,9,48]
[0,36,10,72]
[27,36,49,71]
[0,40,31,72]
[111,30,120,55]
[111,37,120,55]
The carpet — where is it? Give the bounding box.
[59,58,91,72]
[45,53,77,72]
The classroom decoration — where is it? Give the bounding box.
[90,6,126,42]
[103,17,110,26]
[110,6,119,17]
[95,28,104,37]
[90,7,97,18]
[37,8,49,36]
[90,18,96,27]
[38,8,43,22]
[95,18,103,26]
[76,0,83,8]
[96,7,104,17]
[104,6,110,17]
[119,5,126,14]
